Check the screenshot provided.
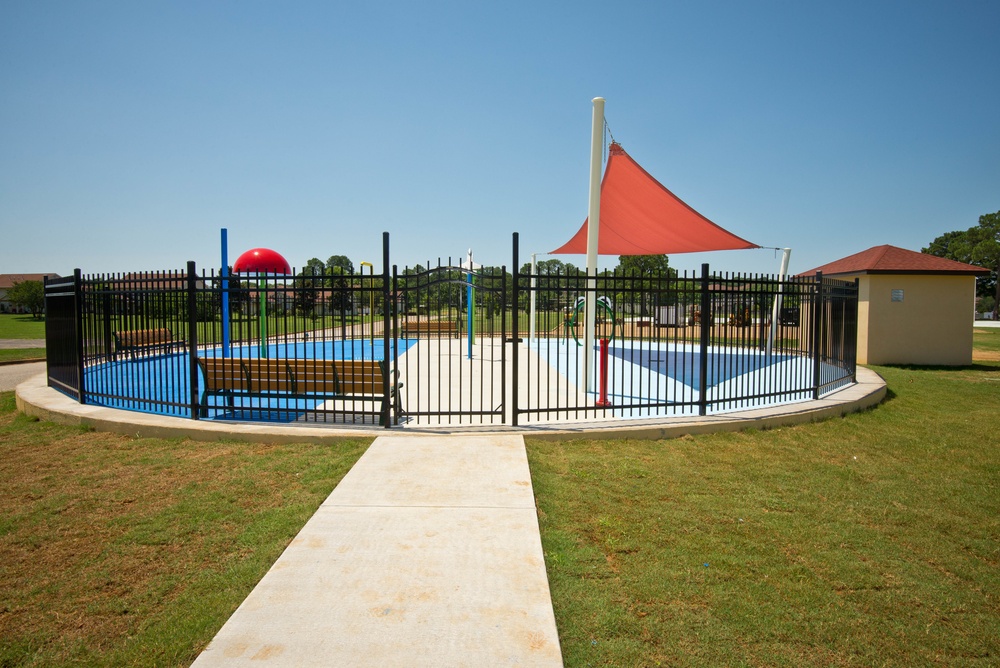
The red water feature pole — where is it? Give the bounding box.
[595,338,612,407]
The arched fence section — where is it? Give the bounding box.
[509,236,858,425]
[44,233,858,428]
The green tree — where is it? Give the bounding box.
[615,254,675,277]
[518,259,584,314]
[613,255,677,317]
[923,211,1000,318]
[294,260,326,316]
[326,255,354,275]
[304,258,326,276]
[327,265,353,314]
[6,280,45,319]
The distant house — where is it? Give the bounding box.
[119,272,206,290]
[0,273,59,314]
[800,245,988,366]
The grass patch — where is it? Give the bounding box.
[3,327,997,665]
[528,358,1000,666]
[0,392,370,666]
[973,327,1000,360]
[0,314,46,339]
[0,348,45,362]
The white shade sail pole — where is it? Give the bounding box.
[767,247,792,356]
[584,96,605,391]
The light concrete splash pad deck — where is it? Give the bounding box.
[191,434,562,667]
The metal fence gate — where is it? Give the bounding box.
[391,260,508,425]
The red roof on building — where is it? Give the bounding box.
[799,245,989,277]
[0,273,59,288]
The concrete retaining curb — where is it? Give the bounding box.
[15,367,886,443]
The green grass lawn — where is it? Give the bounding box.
[1,330,997,666]
[0,348,45,362]
[974,326,1000,355]
[0,314,46,339]
[528,357,1000,666]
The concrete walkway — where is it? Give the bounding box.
[0,361,45,392]
[191,434,562,667]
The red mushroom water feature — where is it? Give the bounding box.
[233,247,292,275]
[233,248,291,358]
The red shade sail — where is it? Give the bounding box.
[233,248,291,275]
[551,143,758,255]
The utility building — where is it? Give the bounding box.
[801,245,988,366]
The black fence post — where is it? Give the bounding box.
[382,232,393,428]
[510,233,519,427]
[812,272,823,400]
[850,277,859,382]
[74,269,85,403]
[698,263,711,416]
[187,261,200,420]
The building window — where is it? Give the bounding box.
[891,289,904,302]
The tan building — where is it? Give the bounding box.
[801,245,988,366]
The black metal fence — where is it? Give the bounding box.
[510,245,858,425]
[44,233,858,428]
[43,272,83,401]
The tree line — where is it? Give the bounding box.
[923,211,999,318]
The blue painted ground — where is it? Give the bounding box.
[83,339,416,422]
[529,338,838,418]
[608,345,795,389]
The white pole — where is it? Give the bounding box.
[584,96,605,391]
[360,261,374,347]
[466,248,474,360]
[767,248,792,356]
[529,252,538,342]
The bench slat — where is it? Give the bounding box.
[113,328,174,358]
[401,320,462,338]
[196,356,399,425]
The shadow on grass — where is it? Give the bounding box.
[878,362,1000,373]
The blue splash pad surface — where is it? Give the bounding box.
[532,339,795,391]
[83,339,416,421]
[607,345,795,389]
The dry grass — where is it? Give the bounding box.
[0,396,368,666]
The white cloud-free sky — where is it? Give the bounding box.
[2,1,997,277]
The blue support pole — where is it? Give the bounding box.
[221,228,230,358]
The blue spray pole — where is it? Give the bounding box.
[221,228,230,358]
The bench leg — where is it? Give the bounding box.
[379,394,390,427]
[199,391,213,418]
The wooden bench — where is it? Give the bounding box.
[196,357,402,425]
[113,328,174,358]
[401,319,462,338]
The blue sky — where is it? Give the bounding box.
[2,1,997,278]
